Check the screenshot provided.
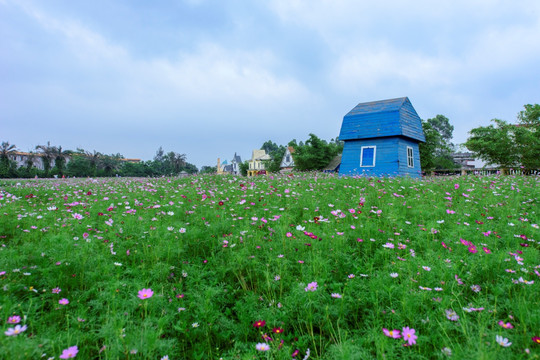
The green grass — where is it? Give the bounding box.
[0,174,538,359]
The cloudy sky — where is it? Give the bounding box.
[1,0,539,168]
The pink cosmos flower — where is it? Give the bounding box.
[305,282,318,292]
[59,298,69,305]
[498,321,514,329]
[137,288,154,300]
[7,315,21,324]
[383,328,401,338]
[59,345,79,358]
[402,327,418,345]
[52,287,61,294]
[72,213,83,220]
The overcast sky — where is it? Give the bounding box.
[1,0,539,168]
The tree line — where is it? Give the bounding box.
[2,103,537,178]
[245,103,539,175]
[0,143,198,178]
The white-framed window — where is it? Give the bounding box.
[407,146,414,168]
[360,146,376,167]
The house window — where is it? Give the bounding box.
[360,146,376,167]
[407,147,414,168]
[286,154,290,163]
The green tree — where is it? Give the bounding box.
[239,161,249,176]
[465,119,519,168]
[419,115,458,170]
[51,146,72,176]
[293,134,339,171]
[66,155,92,177]
[76,149,101,177]
[260,140,279,155]
[517,104,540,127]
[99,154,122,176]
[465,104,540,169]
[36,141,55,176]
[0,141,18,178]
[260,141,286,173]
[1,141,17,166]
[516,104,540,169]
[200,166,217,174]
[165,152,187,175]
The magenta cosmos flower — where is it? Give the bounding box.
[383,328,401,339]
[402,327,418,345]
[59,345,79,358]
[137,288,154,300]
[253,320,266,328]
[59,298,69,305]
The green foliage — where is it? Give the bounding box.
[65,156,92,177]
[262,145,286,173]
[465,104,540,169]
[200,165,217,174]
[293,134,341,171]
[419,115,458,171]
[239,161,249,176]
[260,140,280,155]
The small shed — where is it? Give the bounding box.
[323,154,342,173]
[338,97,425,177]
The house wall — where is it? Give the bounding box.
[340,137,422,178]
[398,101,426,142]
[396,138,422,177]
[280,147,294,168]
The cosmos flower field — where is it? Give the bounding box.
[0,174,538,359]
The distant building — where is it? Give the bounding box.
[230,153,242,175]
[247,149,271,177]
[338,97,425,178]
[451,152,476,169]
[280,147,295,172]
[8,152,44,169]
[217,153,243,175]
[8,151,140,170]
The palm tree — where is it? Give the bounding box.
[99,154,122,176]
[166,152,187,175]
[85,150,101,177]
[24,151,38,170]
[0,141,17,165]
[52,145,72,176]
[36,141,55,175]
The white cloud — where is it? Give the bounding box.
[13,0,312,115]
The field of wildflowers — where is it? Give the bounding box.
[0,174,538,359]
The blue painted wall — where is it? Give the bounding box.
[339,97,425,178]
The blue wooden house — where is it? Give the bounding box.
[338,97,425,177]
